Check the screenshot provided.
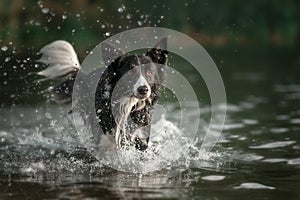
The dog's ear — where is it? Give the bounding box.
[146,37,168,65]
[101,43,124,65]
[153,37,167,50]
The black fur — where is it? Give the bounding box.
[94,52,167,150]
[37,38,168,151]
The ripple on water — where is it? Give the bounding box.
[235,153,264,162]
[261,158,288,163]
[227,135,247,141]
[287,158,300,165]
[270,127,289,134]
[211,123,244,131]
[290,118,300,124]
[233,183,275,190]
[243,119,258,125]
[249,141,296,149]
[274,84,300,92]
[293,145,300,150]
[276,115,290,120]
[261,158,300,165]
[201,175,225,181]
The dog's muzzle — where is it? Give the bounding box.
[135,85,150,99]
[137,85,149,95]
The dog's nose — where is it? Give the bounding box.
[137,86,149,95]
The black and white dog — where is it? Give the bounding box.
[36,38,168,151]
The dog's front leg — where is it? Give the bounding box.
[131,125,151,151]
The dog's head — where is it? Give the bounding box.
[97,38,168,150]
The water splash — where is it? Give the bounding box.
[0,104,223,175]
[75,113,220,173]
[1,46,8,51]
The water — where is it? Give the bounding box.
[1,48,300,199]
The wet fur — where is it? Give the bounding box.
[36,39,168,151]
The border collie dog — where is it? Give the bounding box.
[36,38,168,151]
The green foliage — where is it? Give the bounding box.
[0,0,299,52]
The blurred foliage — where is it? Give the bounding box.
[0,0,300,105]
[0,0,299,52]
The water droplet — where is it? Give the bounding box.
[126,14,132,19]
[104,32,111,37]
[1,46,8,51]
[118,7,124,13]
[137,21,142,26]
[45,112,52,119]
[117,5,125,13]
[62,15,67,20]
[41,8,49,14]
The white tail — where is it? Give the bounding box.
[37,40,80,81]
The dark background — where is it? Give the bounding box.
[0,0,300,106]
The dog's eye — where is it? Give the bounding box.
[146,70,153,77]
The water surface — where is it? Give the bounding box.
[1,48,300,199]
